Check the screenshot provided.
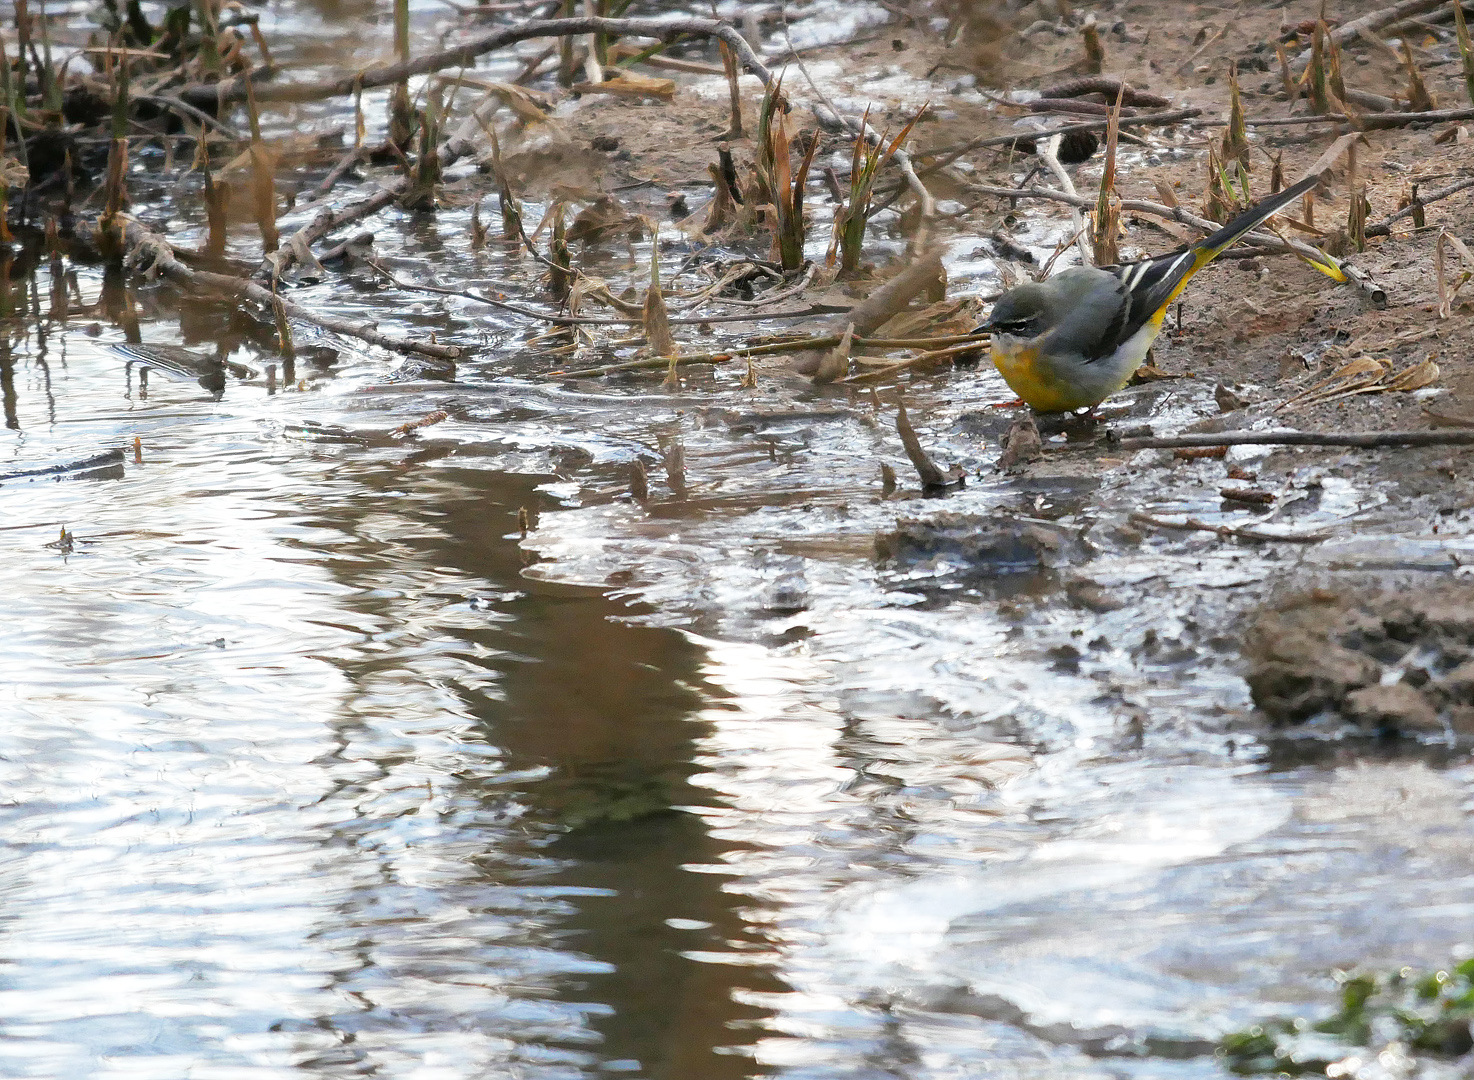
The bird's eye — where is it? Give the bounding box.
[991,316,1039,335]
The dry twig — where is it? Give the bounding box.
[1109,429,1474,450]
[125,219,461,361]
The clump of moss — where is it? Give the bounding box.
[1220,961,1474,1075]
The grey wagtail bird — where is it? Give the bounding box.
[979,172,1323,413]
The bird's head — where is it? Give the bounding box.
[981,284,1050,339]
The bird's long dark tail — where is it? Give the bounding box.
[1194,172,1321,261]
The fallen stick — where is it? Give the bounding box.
[921,108,1201,168]
[1035,76,1170,107]
[296,144,371,208]
[896,401,962,490]
[1287,0,1446,73]
[135,94,246,141]
[260,96,503,284]
[1037,134,1091,265]
[0,448,126,481]
[1233,106,1474,128]
[842,341,987,383]
[553,333,981,377]
[1128,511,1331,543]
[965,181,1386,306]
[376,265,848,325]
[124,220,462,361]
[1366,175,1474,236]
[178,15,774,107]
[1109,429,1474,450]
[555,353,735,378]
[1025,98,1139,117]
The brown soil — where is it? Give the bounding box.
[513,1,1474,417]
[499,1,1474,739]
[1246,584,1474,737]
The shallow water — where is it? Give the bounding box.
[3,1,1474,1078]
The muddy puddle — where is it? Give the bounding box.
[4,0,1474,1077]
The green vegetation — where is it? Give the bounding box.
[1220,961,1474,1075]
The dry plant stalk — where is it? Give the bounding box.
[1309,22,1331,114]
[719,39,743,138]
[832,107,922,276]
[642,238,678,385]
[0,112,20,245]
[1093,85,1124,266]
[661,439,686,498]
[1203,146,1231,224]
[272,292,295,358]
[244,77,279,254]
[1323,20,1348,108]
[96,137,129,258]
[470,199,488,249]
[1222,63,1249,167]
[548,204,572,301]
[812,323,853,384]
[756,79,820,274]
[1437,227,1474,317]
[389,0,414,148]
[1346,139,1368,252]
[1403,38,1436,112]
[200,137,229,259]
[1275,42,1301,108]
[481,123,523,252]
[1405,182,1427,228]
[403,88,443,211]
[1348,184,1369,251]
[895,401,960,488]
[354,78,366,147]
[698,161,736,234]
[1081,17,1104,74]
[557,0,576,87]
[1457,0,1474,107]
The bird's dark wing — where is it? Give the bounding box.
[1038,267,1133,363]
[1091,173,1325,356]
[1089,248,1199,358]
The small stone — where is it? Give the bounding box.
[1066,577,1124,613]
[1432,658,1474,704]
[591,134,620,152]
[1047,645,1082,674]
[1215,383,1248,412]
[1246,644,1381,725]
[1342,683,1441,733]
[997,416,1043,468]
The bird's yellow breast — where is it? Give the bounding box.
[989,315,1167,413]
[989,339,1087,412]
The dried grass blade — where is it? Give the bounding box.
[1385,357,1440,390]
[1093,83,1124,265]
[1456,0,1474,106]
